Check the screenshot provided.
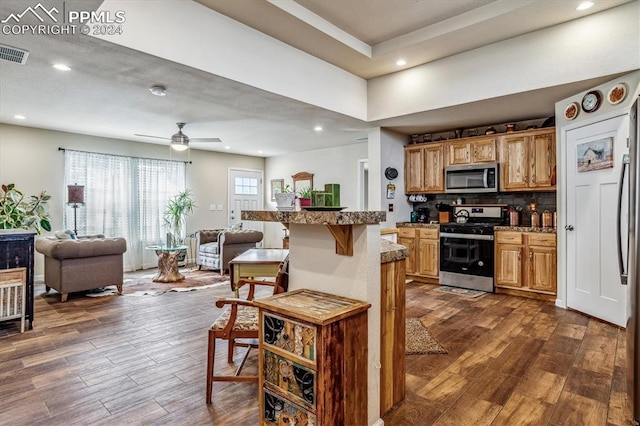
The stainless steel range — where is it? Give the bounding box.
[439,205,507,292]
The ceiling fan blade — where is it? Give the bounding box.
[135,134,170,140]
[190,137,222,143]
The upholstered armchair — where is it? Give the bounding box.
[35,234,127,302]
[195,229,263,274]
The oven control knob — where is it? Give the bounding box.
[478,260,484,267]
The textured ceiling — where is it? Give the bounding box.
[0,0,633,157]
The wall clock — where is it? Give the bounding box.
[581,90,602,113]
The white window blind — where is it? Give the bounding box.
[64,150,186,271]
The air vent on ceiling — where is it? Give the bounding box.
[0,44,30,65]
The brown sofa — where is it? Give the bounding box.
[35,234,127,302]
[196,229,263,274]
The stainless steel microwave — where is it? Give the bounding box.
[444,163,499,193]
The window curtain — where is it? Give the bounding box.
[64,150,186,271]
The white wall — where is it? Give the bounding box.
[380,128,411,227]
[0,124,264,275]
[368,1,640,121]
[264,143,368,247]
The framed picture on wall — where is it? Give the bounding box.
[270,179,284,201]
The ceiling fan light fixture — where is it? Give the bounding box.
[171,139,189,151]
[149,85,167,96]
[171,125,189,151]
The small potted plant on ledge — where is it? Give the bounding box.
[297,186,312,207]
[274,184,295,210]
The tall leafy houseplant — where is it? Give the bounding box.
[163,189,195,246]
[0,183,52,234]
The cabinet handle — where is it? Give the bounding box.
[532,175,536,183]
[517,250,521,260]
[529,251,533,260]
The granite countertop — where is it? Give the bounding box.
[395,222,440,229]
[380,239,409,263]
[494,226,557,233]
[241,210,386,225]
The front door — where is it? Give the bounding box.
[566,114,629,326]
[228,168,264,237]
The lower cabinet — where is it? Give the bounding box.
[380,257,406,416]
[255,289,370,426]
[495,231,557,297]
[398,227,439,281]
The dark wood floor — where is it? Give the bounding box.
[0,274,633,425]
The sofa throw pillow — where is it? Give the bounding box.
[54,230,76,240]
[228,222,243,232]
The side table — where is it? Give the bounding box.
[145,245,188,282]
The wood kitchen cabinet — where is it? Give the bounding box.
[445,137,497,166]
[380,251,406,416]
[404,143,444,194]
[495,230,556,298]
[500,129,556,191]
[398,226,439,282]
[397,228,417,274]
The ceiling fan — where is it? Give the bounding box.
[135,122,222,151]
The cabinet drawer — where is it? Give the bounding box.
[263,388,317,426]
[398,228,417,238]
[264,350,316,408]
[526,233,556,247]
[263,313,316,363]
[496,232,523,244]
[419,228,438,240]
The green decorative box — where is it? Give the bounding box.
[312,191,332,207]
[323,184,340,206]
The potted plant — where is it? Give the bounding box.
[274,184,295,210]
[164,189,195,250]
[0,183,52,234]
[297,186,312,207]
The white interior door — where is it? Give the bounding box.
[228,169,264,238]
[566,114,629,327]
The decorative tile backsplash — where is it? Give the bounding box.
[412,192,557,226]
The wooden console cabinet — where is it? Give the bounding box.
[255,289,370,426]
[495,231,557,298]
[0,230,35,329]
[398,226,439,282]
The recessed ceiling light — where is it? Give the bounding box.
[396,59,407,66]
[14,115,26,120]
[149,85,167,96]
[53,63,71,71]
[258,150,263,154]
[576,1,594,11]
[224,146,230,150]
[314,126,323,132]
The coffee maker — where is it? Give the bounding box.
[416,208,429,223]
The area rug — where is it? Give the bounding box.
[406,318,448,355]
[434,285,486,298]
[85,269,231,297]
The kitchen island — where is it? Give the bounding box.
[242,209,406,425]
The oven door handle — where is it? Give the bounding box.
[440,232,494,241]
[483,168,489,188]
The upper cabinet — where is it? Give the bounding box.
[405,127,555,194]
[445,137,497,166]
[404,143,444,194]
[501,129,556,191]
